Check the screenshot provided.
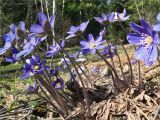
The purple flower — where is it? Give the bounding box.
[6,48,19,63]
[15,36,41,59]
[50,66,61,77]
[127,19,160,66]
[94,12,115,25]
[80,34,105,54]
[114,9,130,21]
[46,41,65,57]
[30,12,55,38]
[27,82,39,94]
[51,78,64,90]
[153,13,160,31]
[99,28,106,36]
[60,57,71,69]
[21,55,46,80]
[0,31,15,55]
[69,52,86,62]
[10,21,26,40]
[66,21,89,39]
[102,43,117,58]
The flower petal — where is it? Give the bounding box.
[49,15,55,28]
[19,21,26,32]
[152,31,160,44]
[94,17,103,24]
[82,49,90,54]
[65,34,76,39]
[130,22,145,34]
[127,33,143,45]
[30,24,44,34]
[108,12,115,22]
[153,24,160,32]
[134,46,148,61]
[88,34,94,42]
[79,21,89,32]
[38,12,47,26]
[140,19,152,35]
[145,45,158,65]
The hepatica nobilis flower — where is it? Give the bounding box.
[114,9,130,21]
[127,19,160,66]
[0,31,15,55]
[6,48,19,63]
[94,12,115,25]
[10,21,26,41]
[30,12,55,39]
[51,78,64,90]
[21,55,46,80]
[27,82,39,94]
[80,34,105,54]
[102,43,117,58]
[46,40,65,57]
[66,21,89,39]
[50,66,61,77]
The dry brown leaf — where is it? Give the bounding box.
[126,112,136,120]
[134,91,145,101]
[144,94,152,107]
[99,100,111,120]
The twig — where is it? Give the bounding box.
[127,98,150,120]
[153,106,160,120]
[19,109,32,120]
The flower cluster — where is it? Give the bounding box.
[2,8,160,119]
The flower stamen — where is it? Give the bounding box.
[34,65,40,70]
[89,42,96,49]
[144,36,153,47]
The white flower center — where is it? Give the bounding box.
[89,42,96,49]
[34,65,40,70]
[144,36,153,47]
[140,33,153,48]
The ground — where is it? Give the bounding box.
[0,44,160,119]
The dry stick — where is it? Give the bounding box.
[153,106,160,120]
[145,63,159,73]
[54,39,91,117]
[134,0,142,19]
[127,98,150,120]
[19,109,32,120]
